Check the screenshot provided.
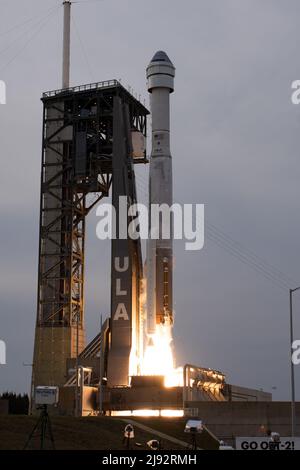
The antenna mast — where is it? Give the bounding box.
[62,1,71,88]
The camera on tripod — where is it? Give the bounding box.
[184,420,203,450]
[184,420,203,434]
[35,386,59,407]
[23,386,59,450]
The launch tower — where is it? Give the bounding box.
[32,80,148,390]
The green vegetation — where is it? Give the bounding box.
[0,416,218,450]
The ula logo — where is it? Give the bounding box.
[0,340,6,365]
[0,80,6,104]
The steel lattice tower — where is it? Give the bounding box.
[32,80,148,389]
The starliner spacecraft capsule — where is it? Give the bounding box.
[146,51,175,336]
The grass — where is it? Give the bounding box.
[0,416,213,450]
[131,417,219,450]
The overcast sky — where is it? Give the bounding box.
[1,0,300,400]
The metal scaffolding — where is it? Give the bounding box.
[33,80,148,389]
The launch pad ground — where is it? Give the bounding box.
[0,416,218,450]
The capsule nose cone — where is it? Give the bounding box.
[151,50,173,65]
[147,50,175,92]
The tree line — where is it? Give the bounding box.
[0,392,29,414]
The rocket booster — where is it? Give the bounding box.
[146,51,175,335]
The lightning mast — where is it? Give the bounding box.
[62,1,71,88]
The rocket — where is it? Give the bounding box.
[146,51,175,336]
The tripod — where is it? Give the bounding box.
[189,432,198,450]
[24,405,55,450]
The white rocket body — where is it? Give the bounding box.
[146,51,175,335]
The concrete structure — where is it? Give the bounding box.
[146,51,175,334]
[223,384,272,402]
[56,363,272,416]
[59,385,98,417]
[184,402,300,444]
[99,368,271,416]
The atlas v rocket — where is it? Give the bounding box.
[146,51,175,335]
